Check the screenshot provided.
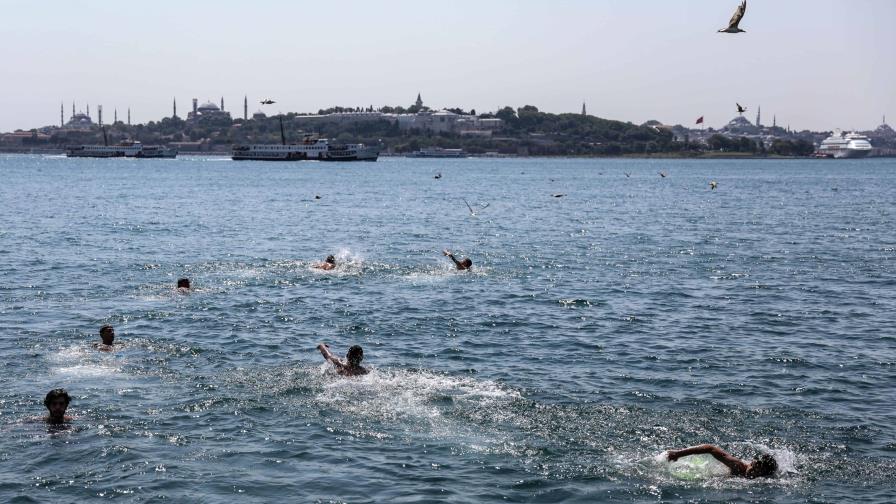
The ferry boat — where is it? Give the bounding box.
[231,117,378,161]
[406,147,467,158]
[135,144,178,158]
[66,140,142,158]
[321,143,379,162]
[816,130,873,159]
[65,131,178,159]
[231,135,331,161]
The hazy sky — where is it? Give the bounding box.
[1,0,893,132]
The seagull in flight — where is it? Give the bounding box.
[659,171,668,178]
[718,1,747,33]
[260,99,276,105]
[737,103,747,114]
[434,173,442,179]
[463,198,489,216]
[551,193,566,198]
[710,180,718,190]
[624,172,631,178]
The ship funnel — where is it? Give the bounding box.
[279,115,286,145]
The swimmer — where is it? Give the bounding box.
[666,444,778,479]
[443,249,472,271]
[317,343,369,376]
[313,255,337,271]
[177,278,191,290]
[43,388,73,424]
[94,325,115,352]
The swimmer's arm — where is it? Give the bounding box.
[443,250,462,267]
[668,445,747,475]
[317,343,347,370]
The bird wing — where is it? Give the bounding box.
[462,198,475,214]
[728,0,746,29]
[480,202,490,210]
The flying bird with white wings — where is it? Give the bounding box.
[718,1,747,33]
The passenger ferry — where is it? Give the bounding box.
[231,135,331,161]
[406,147,467,158]
[66,141,143,158]
[65,139,177,159]
[816,130,873,159]
[231,116,379,161]
[321,143,379,162]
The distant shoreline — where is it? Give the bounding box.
[1,148,893,160]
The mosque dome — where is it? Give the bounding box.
[197,101,220,112]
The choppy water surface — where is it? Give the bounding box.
[1,154,894,503]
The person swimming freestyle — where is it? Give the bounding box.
[313,255,337,271]
[443,249,472,271]
[317,343,369,376]
[666,444,778,478]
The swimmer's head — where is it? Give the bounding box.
[746,454,778,478]
[325,255,336,265]
[99,325,115,345]
[177,278,191,289]
[461,258,473,268]
[44,388,71,419]
[346,345,364,366]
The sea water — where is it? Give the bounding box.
[0,154,894,502]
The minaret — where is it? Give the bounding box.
[72,102,75,118]
[87,103,90,117]
[220,96,224,111]
[114,108,118,124]
[192,98,198,115]
[98,105,103,126]
[127,108,131,126]
[581,101,586,116]
[755,106,761,127]
[173,97,177,118]
[244,95,248,120]
[60,102,64,127]
[773,115,777,128]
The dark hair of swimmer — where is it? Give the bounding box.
[99,325,115,345]
[44,389,71,408]
[746,454,778,479]
[347,345,364,366]
[461,258,473,268]
[325,255,336,265]
[177,278,191,289]
[44,388,72,424]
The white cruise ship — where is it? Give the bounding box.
[817,130,873,159]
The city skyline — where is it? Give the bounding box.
[1,0,894,132]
